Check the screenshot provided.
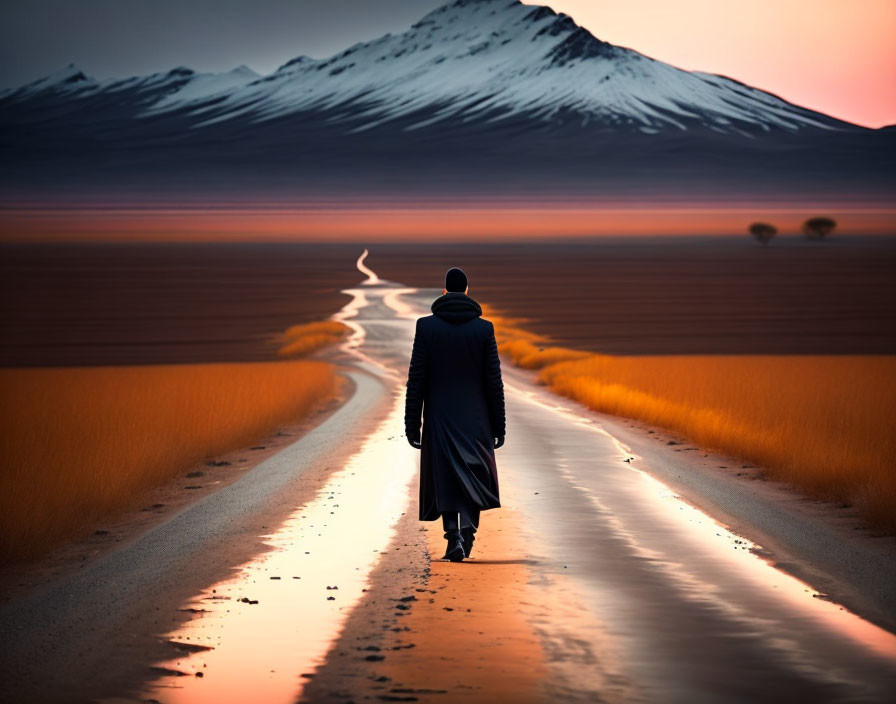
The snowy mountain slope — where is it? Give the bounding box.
[0,0,891,202]
[1,63,260,113]
[141,0,848,135]
[1,0,856,135]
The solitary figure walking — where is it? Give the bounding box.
[404,267,505,562]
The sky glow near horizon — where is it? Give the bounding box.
[0,0,893,128]
[3,205,894,241]
[530,0,896,128]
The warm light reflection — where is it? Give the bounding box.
[630,469,896,662]
[139,265,896,704]
[356,248,380,284]
[490,318,896,530]
[331,285,420,381]
[332,288,369,353]
[142,385,417,703]
[142,270,422,703]
[504,377,896,662]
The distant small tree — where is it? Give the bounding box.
[803,216,837,240]
[748,222,777,246]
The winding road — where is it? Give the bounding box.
[2,251,895,703]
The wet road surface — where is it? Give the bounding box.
[3,251,895,703]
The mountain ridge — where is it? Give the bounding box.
[2,0,861,135]
[0,0,893,204]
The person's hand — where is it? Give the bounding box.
[406,433,422,449]
[494,436,505,449]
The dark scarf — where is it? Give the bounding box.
[431,291,482,324]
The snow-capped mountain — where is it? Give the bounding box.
[180,0,850,136]
[1,0,892,203]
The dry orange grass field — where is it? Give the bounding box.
[274,320,351,358]
[0,322,351,563]
[483,305,896,530]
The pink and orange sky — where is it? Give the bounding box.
[526,0,896,128]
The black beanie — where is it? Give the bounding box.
[445,267,467,292]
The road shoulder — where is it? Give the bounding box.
[504,363,896,633]
[0,365,392,703]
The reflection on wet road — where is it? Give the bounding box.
[143,273,420,702]
[500,372,896,702]
[146,259,896,703]
[143,391,416,703]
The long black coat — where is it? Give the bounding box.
[404,292,505,523]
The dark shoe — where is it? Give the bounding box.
[442,534,465,562]
[461,527,476,558]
